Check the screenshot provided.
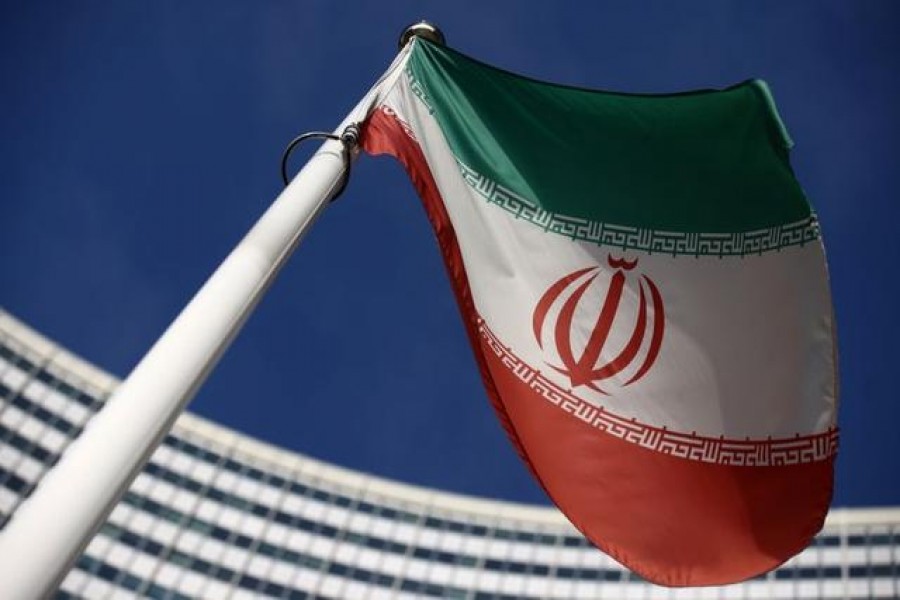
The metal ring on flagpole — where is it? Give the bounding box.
[280,123,360,200]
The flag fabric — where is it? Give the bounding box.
[361,39,837,587]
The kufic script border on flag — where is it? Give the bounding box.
[458,159,822,258]
[479,317,838,467]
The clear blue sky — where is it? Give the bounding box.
[2,2,898,508]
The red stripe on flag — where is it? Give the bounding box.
[480,331,833,585]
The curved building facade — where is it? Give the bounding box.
[0,308,896,599]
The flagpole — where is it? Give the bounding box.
[0,34,420,597]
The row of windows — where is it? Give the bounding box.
[0,350,555,544]
[0,382,87,438]
[61,546,900,600]
[138,460,626,578]
[0,343,102,410]
[69,553,191,600]
[0,363,578,548]
[77,502,900,597]
[0,422,55,464]
[120,483,626,582]
[165,435,588,547]
[97,519,532,600]
[119,476,899,585]
[1,462,898,600]
[0,423,562,580]
[0,451,625,593]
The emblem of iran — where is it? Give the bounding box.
[532,255,665,395]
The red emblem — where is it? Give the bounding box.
[532,255,665,394]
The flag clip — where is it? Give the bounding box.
[280,123,360,201]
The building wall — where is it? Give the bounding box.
[0,309,897,599]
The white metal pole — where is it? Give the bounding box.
[0,45,411,599]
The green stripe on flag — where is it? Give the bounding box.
[408,40,812,235]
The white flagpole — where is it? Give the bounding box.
[0,41,414,599]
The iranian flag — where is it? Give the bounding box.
[361,39,837,586]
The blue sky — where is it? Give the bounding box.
[2,2,898,508]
